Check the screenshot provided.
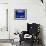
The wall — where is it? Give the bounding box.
[8,0,46,45]
[0,0,8,3]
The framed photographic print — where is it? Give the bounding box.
[14,9,27,20]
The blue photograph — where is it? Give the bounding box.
[14,9,27,20]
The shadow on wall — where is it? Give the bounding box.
[40,25,45,46]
